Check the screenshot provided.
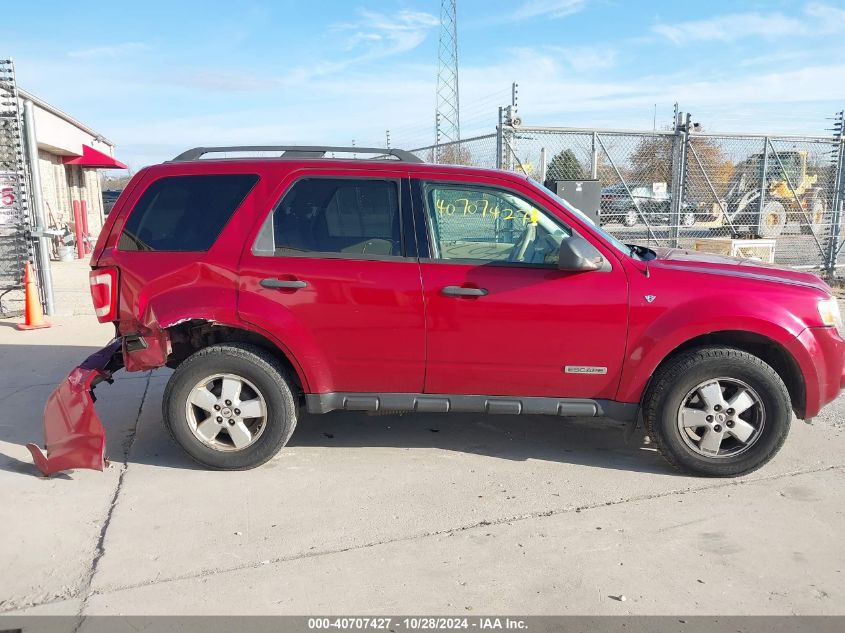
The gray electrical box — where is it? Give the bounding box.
[545,179,600,225]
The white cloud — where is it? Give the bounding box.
[653,13,802,44]
[454,45,845,132]
[653,2,845,44]
[67,42,149,60]
[244,8,440,87]
[804,1,845,25]
[511,0,587,20]
[556,46,617,71]
[503,45,617,73]
[335,9,439,58]
[172,8,440,94]
[737,50,810,68]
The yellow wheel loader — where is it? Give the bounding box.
[708,151,828,239]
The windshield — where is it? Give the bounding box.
[525,177,638,258]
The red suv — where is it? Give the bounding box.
[27,146,845,477]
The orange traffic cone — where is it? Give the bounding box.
[17,262,50,330]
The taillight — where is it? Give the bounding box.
[89,268,118,322]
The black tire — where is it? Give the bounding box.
[643,347,791,477]
[163,343,298,470]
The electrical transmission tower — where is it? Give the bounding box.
[435,0,459,160]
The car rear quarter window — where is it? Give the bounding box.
[253,178,402,258]
[119,174,258,252]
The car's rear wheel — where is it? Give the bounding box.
[643,347,791,477]
[163,343,298,470]
[622,208,638,227]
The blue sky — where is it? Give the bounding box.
[7,0,845,170]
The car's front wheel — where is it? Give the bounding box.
[642,347,791,477]
[163,343,298,470]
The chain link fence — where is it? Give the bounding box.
[412,115,845,276]
[410,133,498,169]
[682,133,842,269]
[409,135,499,243]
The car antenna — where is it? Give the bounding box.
[631,244,650,277]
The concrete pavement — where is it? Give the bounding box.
[1,314,844,618]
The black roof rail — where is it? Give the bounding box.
[171,145,424,163]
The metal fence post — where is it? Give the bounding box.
[22,100,55,315]
[668,113,688,248]
[829,197,843,276]
[495,107,503,170]
[590,132,598,179]
[827,124,845,275]
[539,147,547,184]
[757,136,770,227]
[504,106,515,171]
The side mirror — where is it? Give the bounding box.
[558,235,605,272]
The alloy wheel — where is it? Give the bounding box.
[676,377,765,458]
[185,373,268,451]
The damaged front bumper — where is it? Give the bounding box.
[27,339,124,476]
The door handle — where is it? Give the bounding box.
[260,278,307,290]
[442,285,488,297]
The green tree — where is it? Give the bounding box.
[545,149,587,185]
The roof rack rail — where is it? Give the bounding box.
[171,145,424,163]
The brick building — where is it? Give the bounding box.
[19,88,126,240]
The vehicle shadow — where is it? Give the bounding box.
[282,411,673,476]
[125,410,672,476]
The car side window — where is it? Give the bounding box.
[421,182,571,266]
[253,178,402,258]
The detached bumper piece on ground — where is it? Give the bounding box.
[27,339,123,476]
